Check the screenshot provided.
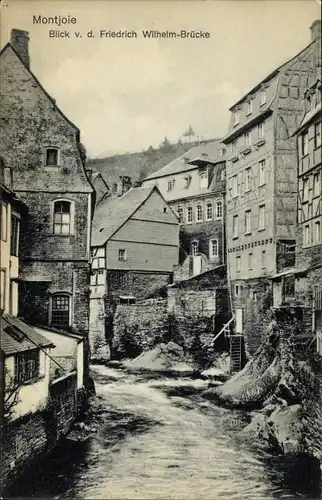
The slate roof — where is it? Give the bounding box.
[91,185,156,246]
[143,140,224,181]
[1,315,54,356]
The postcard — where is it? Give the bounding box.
[0,1,321,499]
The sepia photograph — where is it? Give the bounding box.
[0,0,321,498]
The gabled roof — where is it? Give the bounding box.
[229,39,317,111]
[143,140,224,181]
[1,315,54,356]
[92,185,160,246]
[0,43,79,133]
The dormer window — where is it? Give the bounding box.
[167,179,175,191]
[233,112,240,127]
[260,90,266,106]
[245,132,252,147]
[218,148,226,157]
[46,147,59,166]
[246,101,252,116]
[199,171,208,188]
[184,175,192,188]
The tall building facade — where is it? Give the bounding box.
[142,141,226,280]
[0,31,94,342]
[223,21,321,349]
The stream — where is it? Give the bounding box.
[8,364,321,499]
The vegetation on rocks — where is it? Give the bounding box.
[205,312,322,460]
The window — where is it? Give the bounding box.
[260,90,266,105]
[53,200,72,234]
[51,294,70,327]
[196,204,203,222]
[314,122,321,148]
[1,203,7,241]
[178,206,184,223]
[313,173,320,197]
[282,275,295,300]
[15,349,40,385]
[209,239,218,258]
[233,112,240,126]
[219,148,226,157]
[250,290,258,302]
[191,240,199,256]
[258,122,264,139]
[245,167,251,191]
[245,132,252,147]
[236,256,241,272]
[0,269,6,309]
[301,132,309,157]
[245,210,251,233]
[90,270,105,286]
[259,160,265,185]
[187,206,193,223]
[233,215,239,238]
[92,247,105,269]
[206,202,213,221]
[234,284,243,297]
[118,249,127,261]
[259,205,265,230]
[315,221,321,244]
[302,178,309,201]
[304,224,311,247]
[216,201,223,219]
[246,101,252,116]
[184,176,191,188]
[232,175,238,198]
[45,148,59,166]
[10,216,20,256]
[261,250,267,268]
[248,253,253,270]
[232,140,237,154]
[199,172,208,188]
[167,179,175,191]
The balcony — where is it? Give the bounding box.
[239,146,252,156]
[253,138,265,148]
[228,154,239,163]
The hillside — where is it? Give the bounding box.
[87,140,217,187]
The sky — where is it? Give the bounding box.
[1,0,321,158]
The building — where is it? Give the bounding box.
[89,185,179,359]
[0,30,94,360]
[90,171,110,206]
[141,140,226,280]
[222,20,321,353]
[0,163,28,316]
[272,77,321,354]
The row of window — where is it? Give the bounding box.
[301,172,321,201]
[234,249,267,272]
[228,159,266,199]
[232,205,266,238]
[190,238,219,259]
[167,169,226,192]
[177,201,223,224]
[300,122,321,157]
[303,220,321,247]
[1,204,20,256]
[231,122,265,156]
[233,90,267,127]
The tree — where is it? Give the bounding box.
[183,125,196,143]
[78,142,87,165]
[160,136,173,152]
[3,367,21,422]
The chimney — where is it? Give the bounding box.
[86,169,93,181]
[117,176,132,196]
[310,20,321,41]
[10,29,30,68]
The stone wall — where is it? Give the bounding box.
[89,296,110,361]
[113,299,168,357]
[106,270,172,301]
[1,373,79,493]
